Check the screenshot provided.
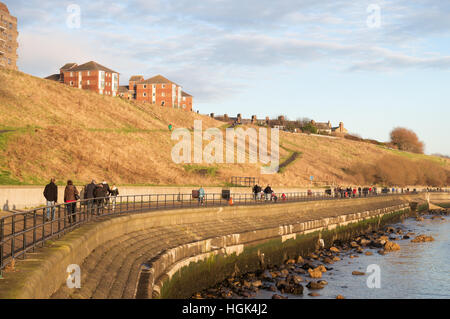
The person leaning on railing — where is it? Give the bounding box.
[64,180,79,224]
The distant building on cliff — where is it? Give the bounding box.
[45,61,120,96]
[211,114,348,134]
[0,1,19,70]
[311,120,348,134]
[119,75,193,111]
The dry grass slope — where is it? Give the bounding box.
[0,68,449,187]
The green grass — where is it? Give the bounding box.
[278,142,302,174]
[378,146,449,166]
[183,164,219,178]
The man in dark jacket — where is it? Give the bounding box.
[264,185,272,201]
[94,184,107,215]
[44,178,58,221]
[84,180,96,215]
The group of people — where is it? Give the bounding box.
[252,184,286,202]
[332,186,378,198]
[43,178,119,224]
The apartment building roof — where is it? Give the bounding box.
[129,75,144,81]
[69,61,118,73]
[0,2,9,14]
[139,74,180,86]
[60,63,78,71]
[45,74,61,81]
[182,91,192,97]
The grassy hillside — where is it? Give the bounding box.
[0,67,449,187]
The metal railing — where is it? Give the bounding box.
[0,189,445,270]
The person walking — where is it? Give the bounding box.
[198,186,205,205]
[64,180,79,224]
[110,185,119,212]
[84,180,97,215]
[252,184,259,200]
[102,181,111,206]
[43,178,58,221]
[264,185,272,201]
[94,183,107,215]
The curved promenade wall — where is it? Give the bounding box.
[0,194,442,299]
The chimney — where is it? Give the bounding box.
[210,113,215,118]
[224,114,229,121]
[237,113,242,123]
[278,115,285,122]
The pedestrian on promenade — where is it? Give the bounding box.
[102,181,111,206]
[64,180,79,224]
[252,184,259,200]
[84,180,96,215]
[264,185,272,201]
[110,185,119,212]
[358,187,362,197]
[94,183,107,215]
[353,188,357,198]
[198,186,205,205]
[44,178,58,221]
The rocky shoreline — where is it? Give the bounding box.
[191,209,448,300]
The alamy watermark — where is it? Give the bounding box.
[367,4,381,29]
[66,264,81,289]
[366,264,381,289]
[171,120,280,174]
[66,4,81,29]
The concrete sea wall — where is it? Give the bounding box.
[140,205,412,299]
[0,194,443,299]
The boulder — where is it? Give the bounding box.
[336,295,345,299]
[297,256,305,264]
[308,292,321,297]
[332,256,341,262]
[306,281,325,290]
[286,259,296,265]
[378,249,386,255]
[411,235,435,243]
[272,294,287,299]
[384,241,401,252]
[308,268,322,279]
[252,280,262,288]
[350,241,359,248]
[330,246,340,253]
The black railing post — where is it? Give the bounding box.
[11,214,16,259]
[0,218,4,269]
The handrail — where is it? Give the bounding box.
[0,189,446,270]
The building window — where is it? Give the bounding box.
[87,71,90,76]
[70,72,73,77]
[153,84,156,89]
[162,84,165,89]
[183,97,186,101]
[87,80,90,85]
[153,93,155,97]
[183,104,186,109]
[70,81,74,86]
[162,92,165,97]
[161,101,165,106]
[143,93,147,97]
[143,85,147,89]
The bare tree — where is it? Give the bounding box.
[390,127,424,154]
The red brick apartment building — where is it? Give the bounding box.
[46,61,119,96]
[119,75,193,111]
[0,1,18,70]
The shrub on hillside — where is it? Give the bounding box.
[390,127,424,154]
[301,122,318,134]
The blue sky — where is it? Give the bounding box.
[5,0,450,155]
